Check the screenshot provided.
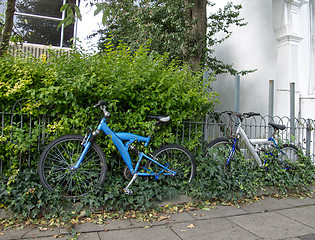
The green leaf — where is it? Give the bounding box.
[94,3,106,16]
[74,5,82,21]
[60,3,68,12]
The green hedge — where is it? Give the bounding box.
[0,43,216,175]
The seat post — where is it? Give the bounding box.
[270,127,277,138]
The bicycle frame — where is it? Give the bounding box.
[71,117,176,177]
[229,123,281,168]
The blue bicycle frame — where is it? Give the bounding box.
[71,117,176,177]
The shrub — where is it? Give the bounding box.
[0,43,216,175]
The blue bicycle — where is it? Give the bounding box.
[38,100,196,198]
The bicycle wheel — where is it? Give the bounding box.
[204,138,236,174]
[146,144,196,183]
[277,144,299,169]
[38,134,107,198]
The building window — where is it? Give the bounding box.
[1,0,79,48]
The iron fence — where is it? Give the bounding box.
[180,112,315,163]
[1,104,314,176]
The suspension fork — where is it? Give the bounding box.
[226,138,237,164]
[70,129,101,170]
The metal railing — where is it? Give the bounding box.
[1,105,314,176]
[0,100,60,175]
[180,112,315,163]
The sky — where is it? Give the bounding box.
[76,2,103,52]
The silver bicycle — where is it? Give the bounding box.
[205,111,300,171]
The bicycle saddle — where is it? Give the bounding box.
[147,115,170,123]
[269,123,286,131]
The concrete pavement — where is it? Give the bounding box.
[0,194,314,240]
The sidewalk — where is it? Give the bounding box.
[0,194,314,240]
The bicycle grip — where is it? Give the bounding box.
[94,100,107,108]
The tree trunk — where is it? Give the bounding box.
[0,0,16,57]
[184,0,207,70]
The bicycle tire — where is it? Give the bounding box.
[146,144,196,183]
[205,138,236,174]
[277,144,299,169]
[38,134,107,198]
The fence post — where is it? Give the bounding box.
[204,114,208,142]
[203,71,209,142]
[235,75,240,113]
[268,80,274,137]
[290,82,295,140]
[268,80,274,118]
[306,119,311,159]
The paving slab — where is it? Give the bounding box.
[102,218,133,230]
[239,198,292,213]
[166,211,196,224]
[188,205,247,220]
[0,227,32,240]
[277,205,315,228]
[78,232,100,240]
[23,227,60,239]
[98,225,181,240]
[170,217,259,240]
[129,212,195,228]
[228,211,314,240]
[297,233,315,240]
[279,197,315,207]
[0,209,13,219]
[73,221,111,233]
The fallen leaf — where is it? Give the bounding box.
[187,224,195,228]
[202,208,211,211]
[158,216,170,221]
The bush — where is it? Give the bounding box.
[0,43,216,175]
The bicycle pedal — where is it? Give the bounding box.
[124,188,133,195]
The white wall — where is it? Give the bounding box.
[210,0,315,120]
[210,0,277,116]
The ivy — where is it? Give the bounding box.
[0,150,313,221]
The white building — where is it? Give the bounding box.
[211,0,315,119]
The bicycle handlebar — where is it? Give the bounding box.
[223,111,260,119]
